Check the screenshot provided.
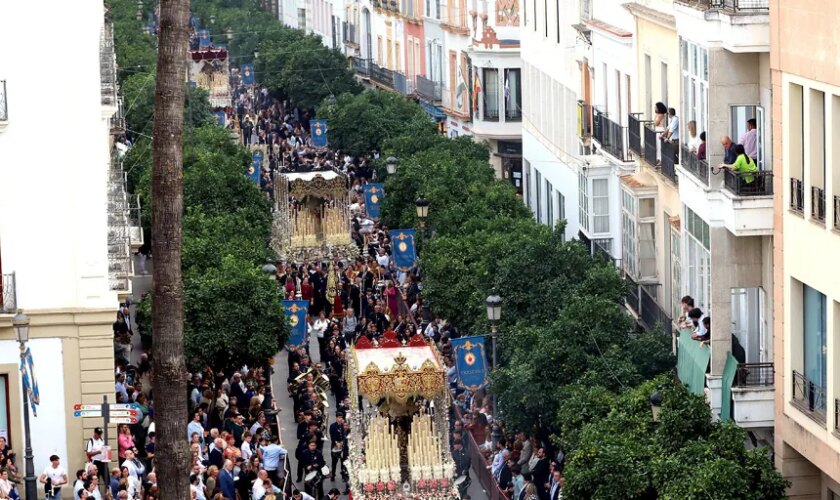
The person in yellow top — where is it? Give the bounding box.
[719,144,757,185]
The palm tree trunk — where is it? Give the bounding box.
[150,0,191,497]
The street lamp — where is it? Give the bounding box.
[415,194,429,227]
[210,14,216,24]
[650,388,664,423]
[12,310,36,500]
[386,156,398,175]
[226,28,233,41]
[485,289,502,418]
[253,49,260,59]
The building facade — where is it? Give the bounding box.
[0,1,132,487]
[772,0,840,497]
[522,0,777,446]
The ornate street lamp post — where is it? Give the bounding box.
[12,310,37,500]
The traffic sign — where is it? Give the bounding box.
[109,410,138,418]
[111,417,138,424]
[109,404,139,410]
[73,404,101,411]
[73,410,102,417]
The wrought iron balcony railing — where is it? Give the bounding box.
[811,186,826,222]
[723,169,773,196]
[660,140,677,184]
[643,123,659,168]
[628,113,643,158]
[680,144,709,185]
[709,0,768,11]
[792,370,826,425]
[0,273,16,314]
[415,75,442,102]
[352,57,370,77]
[790,178,804,214]
[834,195,840,231]
[370,63,395,88]
[734,362,774,387]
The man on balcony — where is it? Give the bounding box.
[740,118,758,163]
[661,108,680,162]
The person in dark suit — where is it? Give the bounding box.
[548,470,563,500]
[300,440,326,499]
[328,414,347,480]
[208,438,225,469]
[498,457,514,494]
[218,460,236,500]
[530,447,550,500]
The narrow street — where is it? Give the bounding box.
[270,336,489,499]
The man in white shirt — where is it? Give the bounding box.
[740,118,758,161]
[39,455,68,499]
[292,489,316,500]
[375,247,390,267]
[73,469,88,499]
[121,450,145,480]
[251,470,270,500]
[86,427,107,483]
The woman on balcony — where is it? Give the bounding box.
[717,144,757,188]
[653,102,667,129]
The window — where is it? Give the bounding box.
[298,8,307,30]
[546,180,554,226]
[803,283,827,407]
[661,62,668,108]
[680,38,709,138]
[555,0,560,43]
[535,169,543,223]
[579,172,589,231]
[575,171,588,226]
[644,54,652,119]
[684,207,710,314]
[378,36,384,66]
[592,178,610,233]
[504,69,522,121]
[533,0,537,31]
[670,224,681,321]
[524,160,531,209]
[558,191,565,223]
[622,191,656,280]
[544,0,548,37]
[483,68,500,121]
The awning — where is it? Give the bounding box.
[418,99,446,120]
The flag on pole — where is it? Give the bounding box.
[451,336,490,391]
[20,347,40,416]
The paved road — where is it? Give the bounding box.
[270,334,488,499]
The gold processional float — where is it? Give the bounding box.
[269,167,359,262]
[344,332,457,499]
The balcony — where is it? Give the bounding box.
[100,15,118,107]
[723,169,773,197]
[370,63,395,89]
[792,370,826,426]
[352,57,370,78]
[393,71,413,95]
[680,145,709,186]
[110,96,126,134]
[0,273,16,314]
[811,186,825,222]
[415,75,442,103]
[593,110,631,163]
[790,177,804,214]
[625,277,673,337]
[661,140,678,185]
[710,0,768,11]
[642,123,659,167]
[731,362,774,428]
[674,0,769,53]
[592,238,620,268]
[834,196,840,231]
[628,113,643,158]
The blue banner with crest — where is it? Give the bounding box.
[198,29,211,48]
[451,336,490,391]
[213,111,226,127]
[309,120,328,148]
[363,183,384,218]
[283,300,309,349]
[389,229,417,272]
[247,159,261,184]
[20,347,40,416]
[241,64,255,85]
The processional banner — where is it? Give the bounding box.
[451,336,490,391]
[389,229,417,271]
[241,64,255,85]
[283,300,310,349]
[363,184,384,218]
[309,120,328,148]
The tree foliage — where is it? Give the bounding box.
[316,91,435,156]
[563,378,789,500]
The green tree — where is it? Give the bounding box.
[316,91,435,156]
[121,73,211,139]
[183,256,287,372]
